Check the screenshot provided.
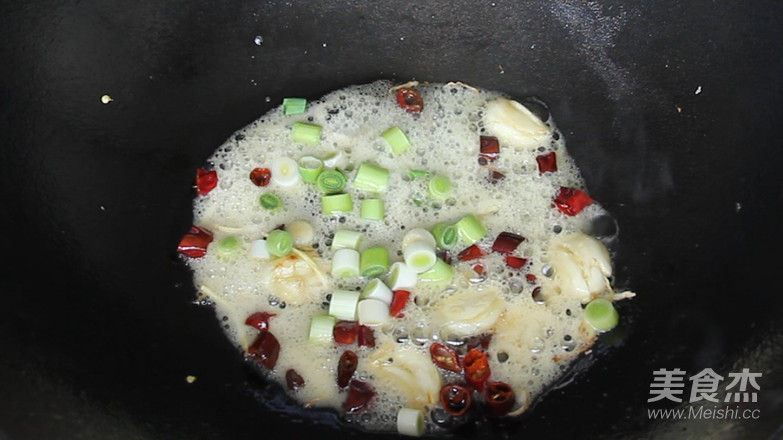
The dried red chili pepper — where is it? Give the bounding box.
[389,290,410,318]
[247,331,280,370]
[357,325,376,348]
[333,321,358,345]
[464,349,491,391]
[471,262,485,276]
[285,369,305,390]
[465,333,493,351]
[485,381,516,415]
[457,244,485,261]
[196,168,218,195]
[492,231,526,254]
[536,151,558,173]
[505,255,528,269]
[244,311,276,332]
[395,88,424,113]
[337,350,358,388]
[479,136,500,164]
[342,379,376,413]
[553,187,594,216]
[439,384,473,416]
[249,167,272,187]
[430,343,462,373]
[177,225,213,258]
[488,170,506,183]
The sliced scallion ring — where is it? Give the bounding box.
[308,314,337,344]
[360,246,390,278]
[322,150,346,168]
[328,289,361,321]
[396,407,425,437]
[298,156,324,183]
[259,193,283,211]
[249,239,271,259]
[331,229,363,250]
[417,258,454,286]
[360,198,385,220]
[287,219,315,246]
[403,241,437,273]
[282,97,307,115]
[271,157,302,186]
[387,262,417,290]
[380,126,411,156]
[584,298,619,331]
[291,121,322,144]
[402,228,437,248]
[455,213,487,244]
[361,278,393,305]
[357,299,390,326]
[316,169,347,194]
[321,193,353,215]
[431,222,458,249]
[331,248,360,277]
[266,229,294,257]
[353,162,390,193]
[217,236,241,258]
[428,175,452,199]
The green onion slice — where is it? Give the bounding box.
[291,121,322,144]
[266,229,294,257]
[455,214,487,244]
[353,162,390,193]
[308,314,337,344]
[407,169,431,180]
[316,169,347,194]
[360,198,385,220]
[381,126,411,155]
[387,262,418,290]
[331,248,360,277]
[431,222,458,249]
[271,157,302,186]
[298,156,324,183]
[360,246,390,277]
[396,407,425,437]
[584,298,619,332]
[217,236,241,257]
[283,97,307,115]
[417,258,454,287]
[329,289,361,321]
[331,229,363,250]
[259,193,283,211]
[361,278,393,305]
[402,228,437,248]
[403,241,437,273]
[321,193,353,215]
[357,299,390,326]
[428,175,452,199]
[249,239,271,259]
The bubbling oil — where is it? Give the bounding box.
[184,80,620,434]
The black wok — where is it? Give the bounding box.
[1,1,782,439]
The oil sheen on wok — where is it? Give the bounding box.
[178,80,635,436]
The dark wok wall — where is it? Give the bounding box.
[1,1,782,439]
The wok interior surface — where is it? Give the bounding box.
[1,1,782,439]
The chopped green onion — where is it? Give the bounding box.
[381,126,411,155]
[321,193,353,215]
[298,156,324,183]
[455,214,487,244]
[332,229,363,250]
[428,175,452,199]
[407,169,431,180]
[316,169,347,194]
[329,289,361,321]
[249,239,271,259]
[584,298,619,332]
[259,193,283,211]
[287,219,315,246]
[396,407,426,437]
[271,157,302,186]
[360,246,390,277]
[291,121,322,144]
[217,236,241,257]
[360,198,385,220]
[357,299,390,326]
[266,229,294,257]
[283,97,307,115]
[308,314,337,344]
[353,162,390,193]
[403,241,437,273]
[361,278,393,304]
[402,228,437,248]
[431,222,458,249]
[322,151,346,168]
[331,248,360,277]
[387,262,417,290]
[417,258,454,287]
